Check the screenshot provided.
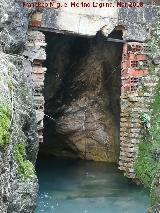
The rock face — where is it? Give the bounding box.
[0,56,38,213]
[0,0,39,212]
[42,32,122,162]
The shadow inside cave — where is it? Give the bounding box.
[39,29,123,162]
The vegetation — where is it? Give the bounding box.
[14,141,35,180]
[0,53,35,180]
[0,104,11,148]
[139,112,151,130]
[135,22,160,209]
[135,81,160,208]
[0,55,13,149]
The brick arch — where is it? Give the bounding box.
[27,28,157,179]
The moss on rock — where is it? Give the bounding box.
[14,141,35,180]
[135,22,160,210]
[0,104,11,148]
[135,142,158,188]
[135,87,160,212]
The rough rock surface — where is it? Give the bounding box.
[43,33,122,162]
[0,0,39,212]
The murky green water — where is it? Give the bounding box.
[36,156,149,213]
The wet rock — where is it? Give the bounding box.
[44,33,122,162]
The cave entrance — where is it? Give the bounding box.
[39,29,123,163]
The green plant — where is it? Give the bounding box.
[136,83,160,207]
[139,112,151,129]
[0,104,11,148]
[135,22,160,209]
[14,141,35,180]
[135,141,159,188]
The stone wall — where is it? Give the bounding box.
[119,77,159,179]
[31,0,118,37]
[30,1,159,41]
[24,30,46,144]
[29,1,159,166]
[0,52,39,213]
[118,21,160,210]
[118,33,159,183]
[0,0,39,212]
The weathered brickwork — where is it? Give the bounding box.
[29,5,159,174]
[119,42,159,179]
[31,13,43,28]
[25,31,46,143]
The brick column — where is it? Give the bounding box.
[118,42,157,178]
[25,31,46,143]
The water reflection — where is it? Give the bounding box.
[36,156,149,213]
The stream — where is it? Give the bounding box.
[36,156,149,213]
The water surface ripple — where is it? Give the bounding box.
[36,157,149,213]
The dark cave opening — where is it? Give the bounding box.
[39,30,123,162]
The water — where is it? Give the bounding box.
[36,156,149,213]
